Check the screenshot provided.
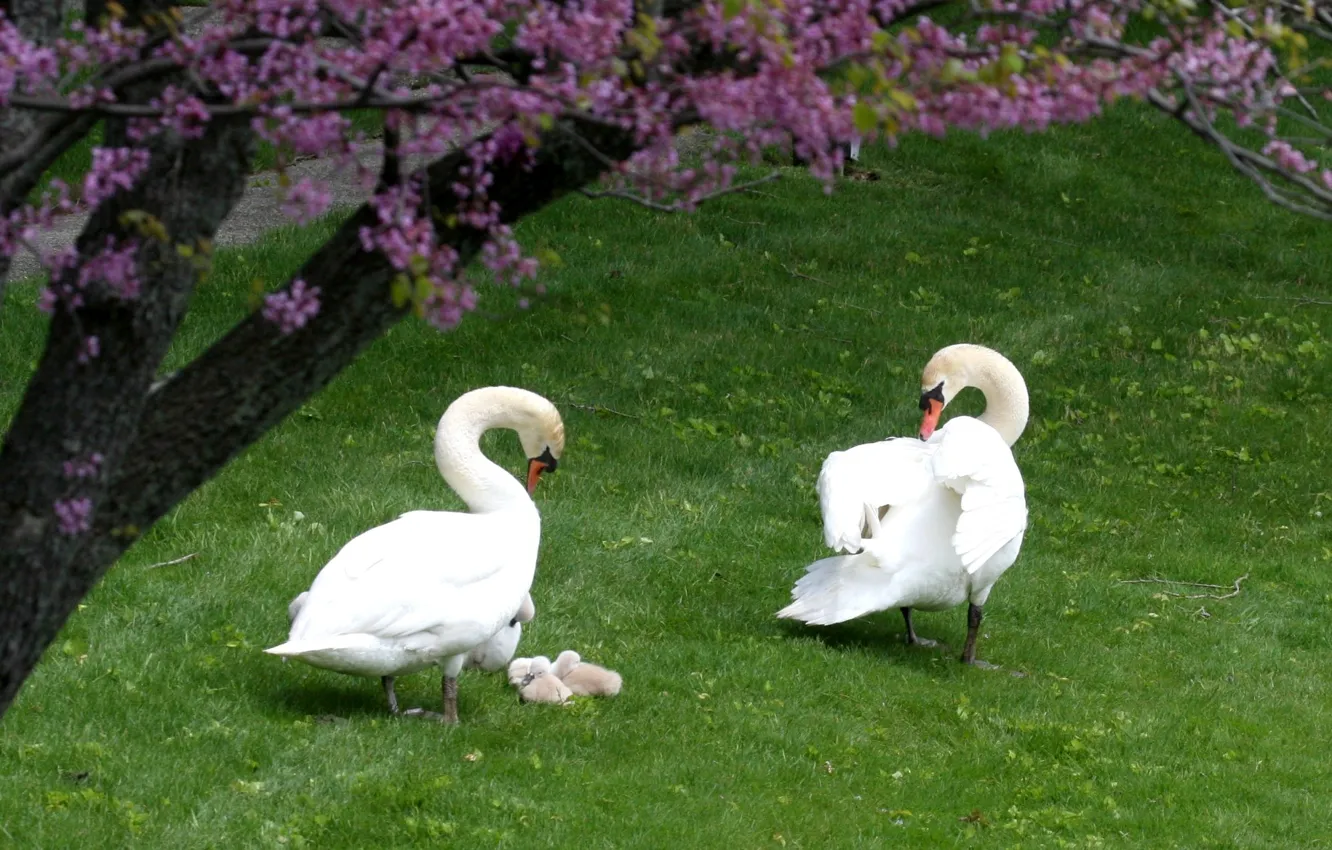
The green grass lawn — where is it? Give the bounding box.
[2,103,1331,848]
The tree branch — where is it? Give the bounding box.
[80,114,641,590]
[580,172,783,212]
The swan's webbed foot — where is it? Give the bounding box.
[401,707,449,722]
[900,608,938,647]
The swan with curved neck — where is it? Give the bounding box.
[435,386,564,511]
[266,386,565,724]
[918,343,1029,446]
[779,344,1030,668]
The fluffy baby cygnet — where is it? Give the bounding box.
[550,650,622,697]
[507,656,534,687]
[511,655,572,705]
[464,593,535,672]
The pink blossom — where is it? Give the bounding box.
[82,148,151,207]
[77,336,101,364]
[1,0,1328,331]
[77,239,141,300]
[63,453,105,480]
[54,497,93,535]
[280,177,335,224]
[1263,140,1317,174]
[262,278,322,333]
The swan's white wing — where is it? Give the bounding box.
[927,416,1027,574]
[290,509,535,644]
[817,438,934,553]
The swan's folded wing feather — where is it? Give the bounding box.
[292,510,520,640]
[928,417,1028,574]
[817,439,934,552]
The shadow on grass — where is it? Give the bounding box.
[259,679,397,720]
[776,614,1033,678]
[256,671,522,723]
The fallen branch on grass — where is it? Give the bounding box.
[1253,295,1332,307]
[144,552,199,570]
[780,263,831,286]
[1118,572,1248,600]
[562,400,640,419]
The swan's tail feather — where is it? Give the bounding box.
[776,551,896,626]
[264,635,366,658]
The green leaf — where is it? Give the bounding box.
[390,273,410,308]
[852,101,877,134]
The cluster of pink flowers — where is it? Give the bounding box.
[2,2,1319,305]
[261,277,322,333]
[62,452,105,480]
[54,497,94,536]
[1,0,1327,532]
[82,148,151,207]
[54,453,103,535]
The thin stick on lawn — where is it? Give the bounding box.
[1118,573,1248,600]
[144,552,199,570]
[1252,295,1332,306]
[563,401,640,419]
[780,263,831,286]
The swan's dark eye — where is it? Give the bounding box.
[509,617,519,627]
[535,445,558,472]
[919,382,945,411]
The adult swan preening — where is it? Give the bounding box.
[266,386,565,723]
[777,344,1029,667]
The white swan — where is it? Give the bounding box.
[777,344,1029,666]
[265,386,565,723]
[285,590,537,674]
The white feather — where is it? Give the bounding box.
[782,415,1027,625]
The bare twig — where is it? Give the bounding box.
[834,300,880,315]
[780,263,831,286]
[1253,295,1332,307]
[1118,573,1248,600]
[562,400,640,419]
[578,187,679,212]
[580,172,783,213]
[144,552,199,570]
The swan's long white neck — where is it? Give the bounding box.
[434,389,535,514]
[967,348,1029,447]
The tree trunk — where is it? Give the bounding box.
[0,115,637,718]
[0,0,256,717]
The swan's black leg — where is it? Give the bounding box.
[961,603,1000,669]
[382,676,400,714]
[900,607,938,647]
[442,676,459,725]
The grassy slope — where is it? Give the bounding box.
[2,103,1330,848]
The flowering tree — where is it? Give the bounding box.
[0,0,1326,716]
